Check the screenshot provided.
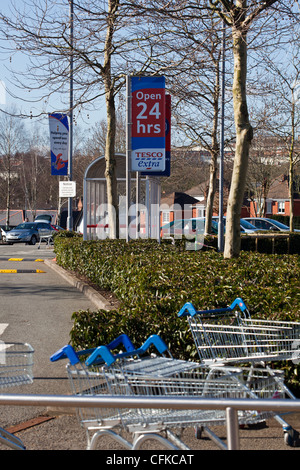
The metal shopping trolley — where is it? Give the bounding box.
[51,334,289,450]
[178,297,300,365]
[0,342,34,450]
[178,298,300,446]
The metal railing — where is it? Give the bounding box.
[1,393,300,450]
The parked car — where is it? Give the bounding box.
[5,222,55,245]
[212,216,259,234]
[243,217,300,232]
[161,218,215,239]
[161,216,258,239]
[0,225,14,242]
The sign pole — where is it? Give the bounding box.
[67,0,74,231]
[126,75,132,242]
[218,19,225,252]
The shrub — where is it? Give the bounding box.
[54,235,300,392]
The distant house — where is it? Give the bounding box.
[185,180,250,218]
[160,191,201,226]
[249,175,300,217]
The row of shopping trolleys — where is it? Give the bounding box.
[1,297,300,450]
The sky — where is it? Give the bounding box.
[0,0,106,141]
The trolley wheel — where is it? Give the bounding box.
[284,427,300,447]
[195,426,204,439]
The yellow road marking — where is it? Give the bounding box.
[0,269,46,273]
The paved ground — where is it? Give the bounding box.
[3,411,300,451]
[0,243,300,453]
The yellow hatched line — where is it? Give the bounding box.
[0,269,46,273]
[7,258,45,262]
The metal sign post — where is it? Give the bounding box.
[67,0,74,232]
[126,76,132,242]
[218,20,226,252]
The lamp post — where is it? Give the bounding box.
[67,0,74,231]
[218,19,226,252]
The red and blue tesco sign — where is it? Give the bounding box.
[131,76,166,172]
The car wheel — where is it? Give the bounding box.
[30,235,37,245]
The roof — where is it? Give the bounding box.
[160,191,200,207]
[268,175,300,200]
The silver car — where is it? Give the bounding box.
[5,222,55,245]
[212,216,259,233]
[243,217,300,232]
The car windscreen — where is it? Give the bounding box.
[240,219,257,229]
[15,223,36,230]
[267,219,289,229]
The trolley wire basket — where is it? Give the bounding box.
[51,334,289,450]
[0,342,34,450]
[178,298,300,446]
[178,297,300,365]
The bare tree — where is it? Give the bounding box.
[246,134,283,216]
[253,31,300,231]
[0,109,27,225]
[0,0,158,238]
[165,13,230,235]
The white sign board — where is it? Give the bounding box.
[59,181,76,198]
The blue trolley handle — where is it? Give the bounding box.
[50,345,81,365]
[86,334,169,367]
[178,297,248,318]
[50,334,135,366]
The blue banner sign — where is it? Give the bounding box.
[49,113,69,176]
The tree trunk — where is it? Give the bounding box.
[205,157,217,234]
[288,99,295,232]
[103,0,119,239]
[104,84,119,239]
[224,14,253,258]
[205,63,220,235]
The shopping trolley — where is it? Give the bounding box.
[0,342,34,450]
[178,297,300,365]
[178,298,300,446]
[51,334,289,450]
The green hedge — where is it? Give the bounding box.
[54,235,300,377]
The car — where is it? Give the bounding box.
[212,216,259,233]
[161,218,214,239]
[243,217,300,232]
[0,225,14,242]
[5,222,55,245]
[161,216,258,239]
